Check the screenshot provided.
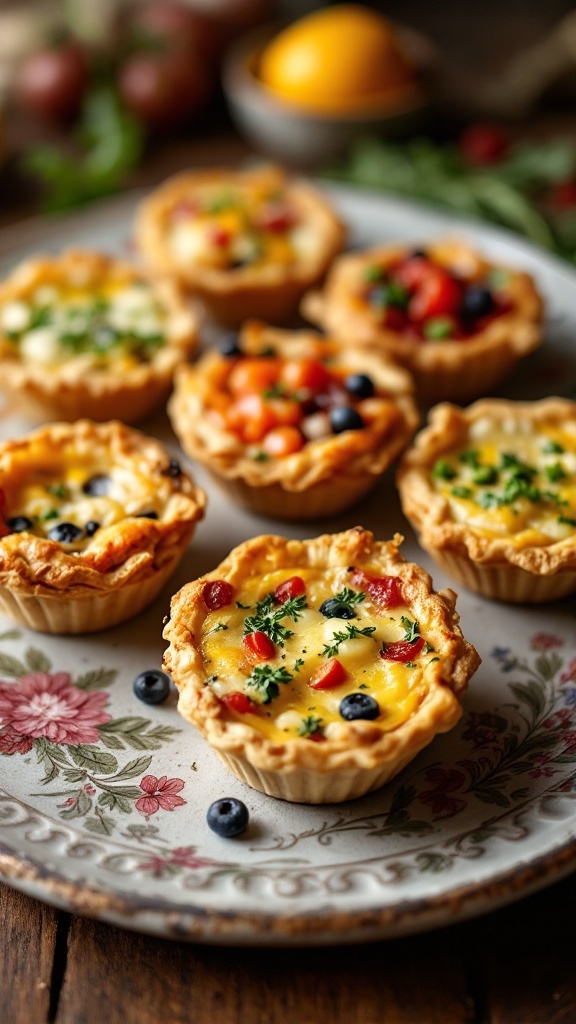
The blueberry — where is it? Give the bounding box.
[344,373,375,399]
[207,798,249,838]
[319,598,356,619]
[339,693,380,721]
[84,521,100,537]
[133,669,171,705]
[7,516,33,533]
[82,474,110,497]
[329,406,364,434]
[161,458,182,478]
[461,286,495,320]
[47,522,83,544]
[136,510,159,519]
[219,334,242,358]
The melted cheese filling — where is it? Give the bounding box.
[167,185,319,271]
[4,440,164,551]
[432,417,576,545]
[201,567,441,743]
[0,277,166,369]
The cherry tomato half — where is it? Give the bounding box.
[274,576,306,603]
[203,580,234,610]
[243,631,276,661]
[380,637,425,663]
[309,657,347,690]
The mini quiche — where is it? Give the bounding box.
[0,420,205,634]
[397,398,576,603]
[163,527,479,804]
[0,250,198,423]
[302,239,543,405]
[168,320,418,520]
[135,164,346,326]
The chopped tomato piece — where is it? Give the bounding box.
[380,636,425,662]
[280,358,332,393]
[203,579,233,610]
[207,225,231,248]
[256,202,297,233]
[383,306,408,331]
[243,630,276,661]
[227,357,281,395]
[309,657,347,690]
[351,570,404,609]
[266,397,303,428]
[392,255,432,291]
[262,426,304,457]
[222,692,255,714]
[227,394,278,443]
[409,269,462,323]
[274,575,306,603]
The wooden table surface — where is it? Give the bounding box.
[0,128,574,1024]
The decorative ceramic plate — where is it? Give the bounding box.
[0,187,574,946]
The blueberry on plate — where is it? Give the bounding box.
[133,669,171,705]
[339,693,380,721]
[207,798,249,838]
[319,598,355,619]
[329,406,364,434]
[344,373,375,399]
[47,522,83,544]
[84,520,100,537]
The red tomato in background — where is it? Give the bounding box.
[16,43,88,122]
[117,50,210,128]
[459,123,509,165]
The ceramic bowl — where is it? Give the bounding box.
[222,24,438,168]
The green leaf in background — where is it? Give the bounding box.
[326,136,576,259]
[24,87,145,213]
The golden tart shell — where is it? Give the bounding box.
[163,527,479,804]
[168,320,419,520]
[302,239,543,406]
[0,250,199,424]
[0,420,206,633]
[397,397,576,603]
[135,165,346,327]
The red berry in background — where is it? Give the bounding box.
[15,42,88,122]
[548,179,576,210]
[459,123,510,165]
[129,1,219,59]
[117,50,210,129]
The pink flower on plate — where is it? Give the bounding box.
[560,658,576,684]
[0,672,110,747]
[530,632,563,651]
[135,775,186,818]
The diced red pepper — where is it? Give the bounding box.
[243,630,276,661]
[380,636,425,663]
[351,570,404,609]
[274,575,306,603]
[309,657,347,690]
[203,580,233,611]
[222,692,255,714]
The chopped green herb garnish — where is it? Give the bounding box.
[334,586,365,606]
[246,663,293,703]
[451,486,473,499]
[542,440,564,454]
[236,601,250,609]
[205,622,228,636]
[262,382,288,399]
[459,449,480,468]
[252,451,270,462]
[297,715,323,738]
[423,316,453,340]
[405,661,417,668]
[244,593,307,646]
[432,458,456,481]
[293,658,304,673]
[472,465,498,486]
[423,641,435,653]
[545,463,566,483]
[363,265,383,283]
[558,515,576,527]
[358,683,369,690]
[401,616,420,643]
[429,657,440,664]
[321,623,377,658]
[43,509,59,521]
[46,483,70,499]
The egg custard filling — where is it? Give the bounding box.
[397,399,576,604]
[164,529,478,803]
[0,271,166,371]
[430,417,576,547]
[201,566,442,743]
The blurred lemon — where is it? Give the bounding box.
[258,5,414,114]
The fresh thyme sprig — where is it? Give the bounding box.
[246,663,293,703]
[401,616,420,643]
[298,715,323,737]
[321,623,376,658]
[334,586,365,606]
[243,594,307,647]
